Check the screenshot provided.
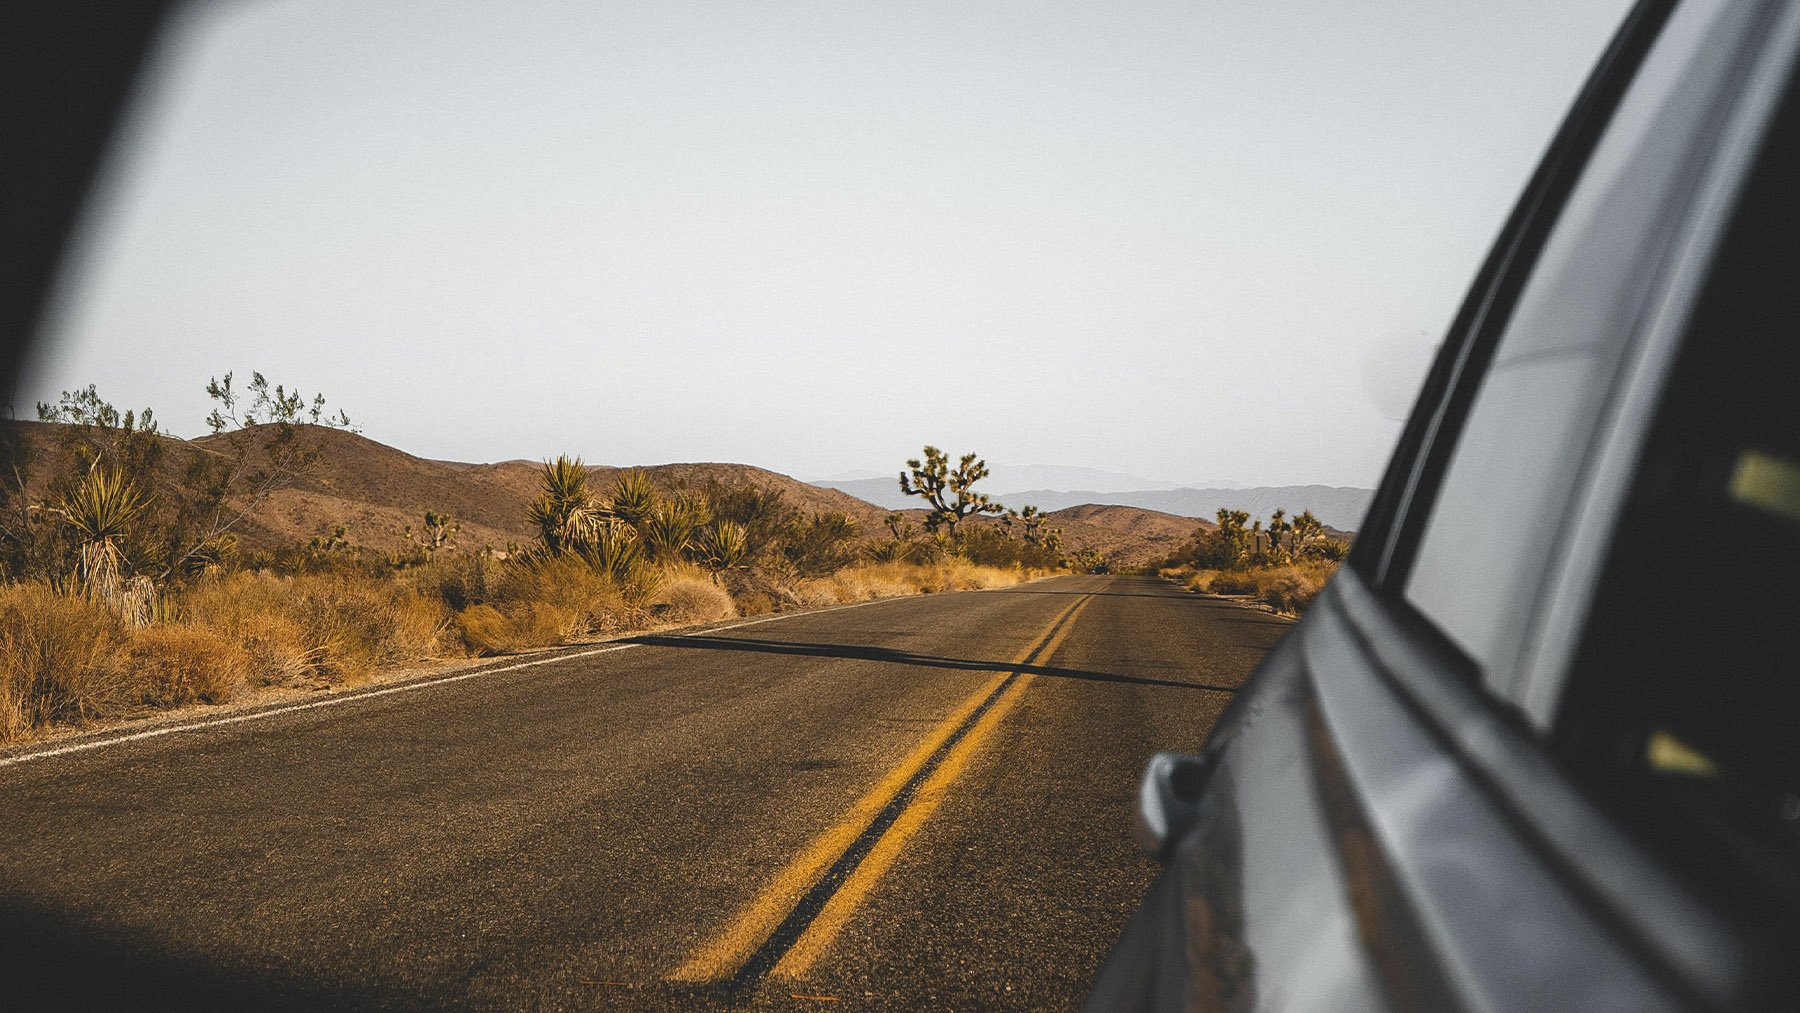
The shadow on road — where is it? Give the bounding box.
[626,635,1241,694]
[0,894,387,1012]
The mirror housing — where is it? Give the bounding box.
[1133,751,1211,861]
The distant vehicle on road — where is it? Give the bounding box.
[1089,1,1800,1008]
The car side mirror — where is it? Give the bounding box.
[1134,751,1211,861]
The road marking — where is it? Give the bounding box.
[0,591,931,771]
[773,594,1093,979]
[671,593,1094,987]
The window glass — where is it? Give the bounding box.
[1555,75,1800,911]
[1403,0,1752,683]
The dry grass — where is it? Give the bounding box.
[0,553,1055,743]
[0,584,126,740]
[127,626,249,705]
[176,573,314,685]
[450,555,636,655]
[1185,561,1336,615]
[650,567,738,625]
[456,602,573,655]
[176,572,451,683]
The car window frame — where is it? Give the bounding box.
[1326,0,1800,996]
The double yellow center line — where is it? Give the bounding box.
[671,593,1095,988]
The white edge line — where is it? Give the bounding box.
[0,590,944,770]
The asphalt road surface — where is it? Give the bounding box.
[0,573,1290,1011]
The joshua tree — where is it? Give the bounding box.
[641,494,709,562]
[1267,508,1290,559]
[884,511,914,540]
[898,446,1003,540]
[1290,510,1326,557]
[406,510,460,555]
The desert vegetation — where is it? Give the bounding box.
[0,389,1059,742]
[1151,507,1349,615]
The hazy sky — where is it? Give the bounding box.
[23,0,1632,487]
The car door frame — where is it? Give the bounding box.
[1318,0,1800,1007]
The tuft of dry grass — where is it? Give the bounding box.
[456,601,579,655]
[1187,561,1336,615]
[450,555,635,655]
[127,626,249,705]
[176,574,312,685]
[650,568,738,625]
[174,571,451,684]
[0,584,126,739]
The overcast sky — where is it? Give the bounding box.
[22,0,1632,488]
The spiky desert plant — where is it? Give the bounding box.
[609,469,658,528]
[697,520,750,574]
[674,491,712,530]
[526,456,601,555]
[577,521,657,595]
[58,465,153,612]
[642,500,701,562]
[865,539,913,564]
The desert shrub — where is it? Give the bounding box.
[732,589,775,616]
[958,526,1061,570]
[701,480,799,563]
[455,601,581,655]
[1188,562,1335,616]
[288,575,402,681]
[177,571,449,683]
[779,512,861,576]
[127,625,249,705]
[492,555,632,634]
[0,584,127,738]
[717,570,785,616]
[176,573,312,685]
[450,555,632,655]
[650,569,738,625]
[415,552,500,611]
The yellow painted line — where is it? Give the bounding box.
[771,593,1094,979]
[669,594,1091,983]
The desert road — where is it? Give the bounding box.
[0,574,1289,1011]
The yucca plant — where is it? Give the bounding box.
[697,520,750,574]
[526,456,602,555]
[866,539,913,564]
[609,469,658,528]
[576,521,647,587]
[56,465,153,618]
[641,503,698,562]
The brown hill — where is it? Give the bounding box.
[6,423,891,554]
[1042,504,1208,568]
[7,423,1214,567]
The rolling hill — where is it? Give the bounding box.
[5,423,1220,567]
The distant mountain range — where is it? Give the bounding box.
[812,478,1372,532]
